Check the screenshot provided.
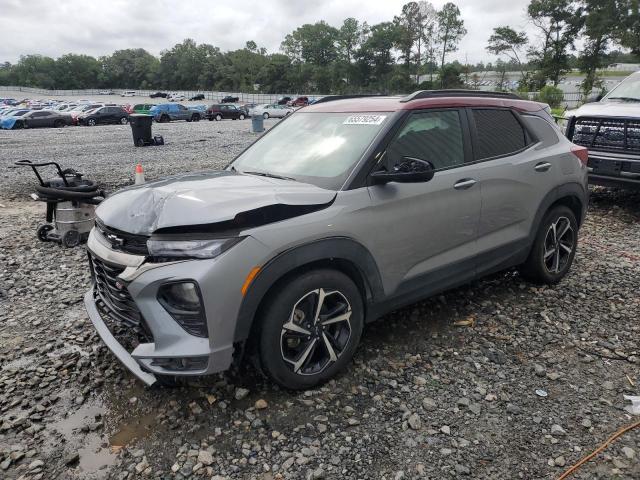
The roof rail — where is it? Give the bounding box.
[400,89,522,102]
[313,94,389,104]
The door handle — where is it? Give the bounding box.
[453,179,477,190]
[535,162,552,172]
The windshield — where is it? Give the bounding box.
[605,74,640,101]
[230,112,390,190]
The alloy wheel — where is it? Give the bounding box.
[280,288,352,376]
[543,216,574,274]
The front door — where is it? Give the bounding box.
[367,109,481,297]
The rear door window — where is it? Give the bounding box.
[472,109,528,159]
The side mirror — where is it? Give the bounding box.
[371,157,435,185]
[586,92,603,103]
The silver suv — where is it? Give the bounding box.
[84,90,589,390]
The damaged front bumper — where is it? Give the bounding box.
[84,287,157,385]
[83,227,269,385]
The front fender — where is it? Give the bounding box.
[233,237,384,343]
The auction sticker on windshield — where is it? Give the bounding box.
[343,115,387,125]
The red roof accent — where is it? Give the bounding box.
[304,96,545,113]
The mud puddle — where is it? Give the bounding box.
[45,385,160,478]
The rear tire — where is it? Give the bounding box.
[239,114,245,120]
[192,114,200,122]
[120,117,128,125]
[258,269,364,390]
[519,205,578,284]
[87,119,96,126]
[53,119,64,128]
[215,114,222,121]
[263,112,269,119]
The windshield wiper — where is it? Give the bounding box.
[608,96,640,102]
[241,170,297,181]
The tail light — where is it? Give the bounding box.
[571,146,589,166]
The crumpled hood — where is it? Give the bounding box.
[566,101,640,119]
[96,171,336,235]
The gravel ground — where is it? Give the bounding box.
[1,117,276,198]
[1,121,639,480]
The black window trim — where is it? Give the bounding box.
[466,106,539,164]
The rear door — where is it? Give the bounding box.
[467,108,554,273]
[367,108,482,296]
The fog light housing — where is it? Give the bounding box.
[157,282,208,337]
[150,356,208,371]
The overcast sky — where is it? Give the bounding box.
[0,0,534,65]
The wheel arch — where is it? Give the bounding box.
[530,182,587,239]
[233,237,384,345]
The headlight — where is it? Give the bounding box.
[147,237,243,259]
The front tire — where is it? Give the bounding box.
[120,117,128,125]
[519,205,578,284]
[215,114,222,121]
[239,114,245,120]
[258,270,363,390]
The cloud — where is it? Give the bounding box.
[0,0,532,64]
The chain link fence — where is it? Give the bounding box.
[0,86,324,104]
[1,85,587,108]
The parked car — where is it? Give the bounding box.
[563,71,640,189]
[150,92,168,98]
[83,90,588,390]
[121,91,136,97]
[168,93,186,102]
[277,96,292,105]
[149,103,202,122]
[190,94,205,101]
[249,104,293,119]
[0,109,31,129]
[66,103,114,125]
[205,104,246,121]
[238,103,256,116]
[99,90,115,95]
[4,110,72,129]
[78,106,130,126]
[132,104,155,115]
[221,95,239,103]
[291,96,309,107]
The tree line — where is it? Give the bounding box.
[0,0,638,95]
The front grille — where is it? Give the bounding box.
[571,117,640,154]
[89,253,150,341]
[95,219,149,255]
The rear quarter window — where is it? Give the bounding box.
[472,109,528,159]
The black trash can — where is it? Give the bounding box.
[130,114,153,147]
